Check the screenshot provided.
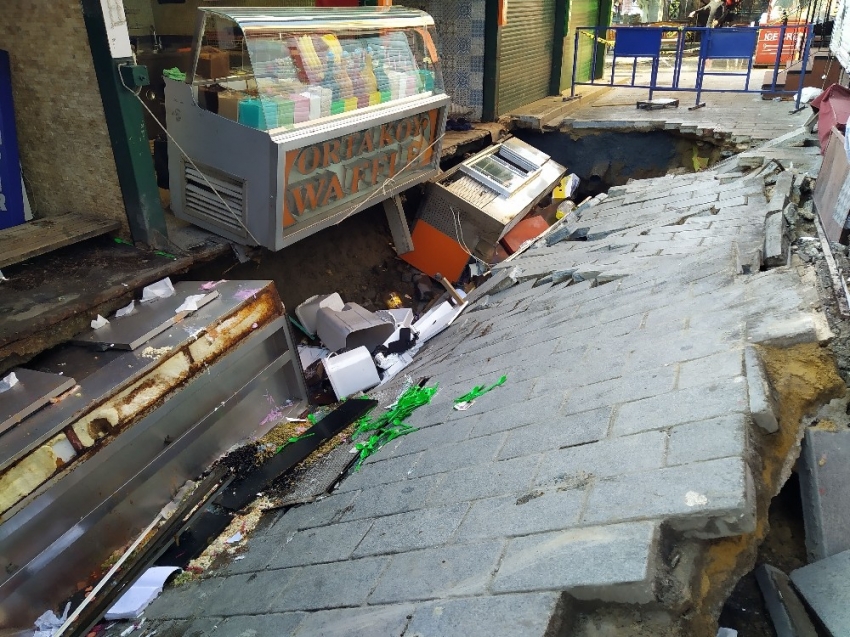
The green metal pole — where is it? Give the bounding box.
[482,0,501,120]
[550,0,570,94]
[80,0,168,249]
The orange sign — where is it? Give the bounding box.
[754,23,807,66]
[282,108,439,228]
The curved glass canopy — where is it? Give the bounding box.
[190,7,444,132]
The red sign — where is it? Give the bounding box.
[754,23,807,66]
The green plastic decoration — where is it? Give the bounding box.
[351,383,438,470]
[275,432,315,454]
[163,67,186,81]
[454,375,507,407]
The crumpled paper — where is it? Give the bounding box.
[115,299,136,318]
[0,372,19,393]
[176,294,207,314]
[91,315,109,330]
[141,277,175,302]
[33,601,70,637]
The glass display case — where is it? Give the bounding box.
[165,7,449,250]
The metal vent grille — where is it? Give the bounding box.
[183,163,248,239]
[445,175,500,209]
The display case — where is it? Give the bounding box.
[165,7,449,250]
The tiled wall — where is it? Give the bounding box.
[415,0,486,121]
[0,1,128,231]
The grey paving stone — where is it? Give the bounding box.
[145,577,224,620]
[667,414,748,466]
[464,391,569,439]
[269,519,373,568]
[352,503,470,557]
[293,604,416,637]
[202,571,298,616]
[411,432,506,478]
[335,451,424,493]
[369,540,505,603]
[264,491,358,535]
[798,427,850,562]
[215,612,306,636]
[744,346,779,433]
[561,366,677,414]
[340,474,442,522]
[378,419,475,460]
[754,565,818,637]
[491,521,658,603]
[535,431,667,487]
[272,557,389,612]
[178,618,225,637]
[498,406,611,460]
[403,592,565,637]
[426,454,542,506]
[791,549,850,637]
[613,378,748,437]
[218,535,284,576]
[677,349,745,390]
[582,457,753,538]
[456,488,586,541]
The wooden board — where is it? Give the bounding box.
[0,212,120,268]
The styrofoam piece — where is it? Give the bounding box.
[377,308,414,328]
[295,293,345,336]
[323,346,380,399]
[316,303,395,353]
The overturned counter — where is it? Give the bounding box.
[0,281,307,628]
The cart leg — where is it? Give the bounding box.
[383,195,414,255]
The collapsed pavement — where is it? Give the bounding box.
[134,122,846,636]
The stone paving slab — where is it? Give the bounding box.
[142,124,833,637]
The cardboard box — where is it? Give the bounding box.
[217,91,241,121]
[196,47,230,80]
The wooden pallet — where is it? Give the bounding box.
[0,213,120,268]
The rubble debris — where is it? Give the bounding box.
[790,549,850,636]
[755,564,818,637]
[315,302,395,353]
[798,426,850,561]
[324,347,380,400]
[295,293,344,336]
[764,211,789,268]
[104,567,181,620]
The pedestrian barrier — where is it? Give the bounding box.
[570,24,814,109]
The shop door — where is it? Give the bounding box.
[497,0,557,115]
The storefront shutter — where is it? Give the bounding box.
[497,0,557,115]
[832,0,850,73]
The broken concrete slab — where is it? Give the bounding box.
[768,171,796,214]
[744,347,779,433]
[798,427,850,562]
[791,549,850,636]
[755,564,818,637]
[764,211,789,268]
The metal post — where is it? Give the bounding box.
[570,29,580,96]
[796,24,813,109]
[770,24,787,91]
[591,26,599,85]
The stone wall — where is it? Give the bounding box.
[0,1,128,231]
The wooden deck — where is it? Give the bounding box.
[0,213,120,269]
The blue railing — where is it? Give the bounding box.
[570,24,814,109]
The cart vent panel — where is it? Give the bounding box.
[183,163,248,238]
[418,185,481,248]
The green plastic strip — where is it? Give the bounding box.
[275,432,315,454]
[454,375,507,405]
[163,67,186,81]
[351,383,439,470]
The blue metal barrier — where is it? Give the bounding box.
[570,24,814,109]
